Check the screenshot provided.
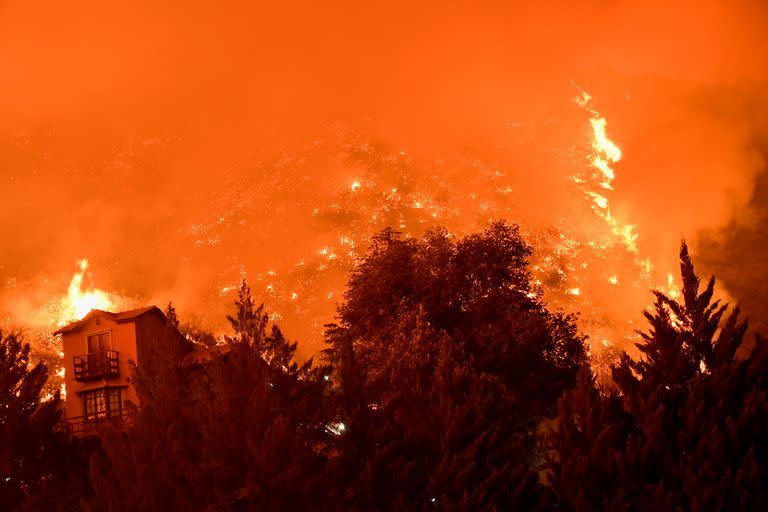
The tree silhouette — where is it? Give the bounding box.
[0,330,64,509]
[325,221,586,510]
[549,241,768,510]
[90,284,332,511]
[225,280,310,374]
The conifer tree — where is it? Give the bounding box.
[226,280,309,374]
[549,241,768,510]
[166,301,218,348]
[0,330,62,510]
[165,301,180,329]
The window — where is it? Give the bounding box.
[83,388,122,420]
[87,332,111,354]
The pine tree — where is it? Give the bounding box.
[166,301,218,348]
[546,367,636,511]
[0,330,63,510]
[165,301,180,329]
[226,280,309,374]
[549,241,768,510]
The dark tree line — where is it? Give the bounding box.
[1,222,767,511]
[549,242,768,510]
[322,222,586,509]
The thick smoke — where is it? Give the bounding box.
[1,1,767,357]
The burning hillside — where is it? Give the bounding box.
[0,1,767,373]
[0,87,722,375]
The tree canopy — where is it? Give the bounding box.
[5,226,768,511]
[324,221,587,510]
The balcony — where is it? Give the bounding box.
[73,350,119,381]
[56,413,128,437]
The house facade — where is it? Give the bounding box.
[55,306,181,435]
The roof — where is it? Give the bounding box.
[54,306,163,335]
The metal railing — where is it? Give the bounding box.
[73,350,119,381]
[56,412,128,436]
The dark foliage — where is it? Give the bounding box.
[0,330,88,511]
[549,241,768,511]
[324,221,587,510]
[164,301,180,329]
[88,283,332,511]
[9,226,768,511]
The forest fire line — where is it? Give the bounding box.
[0,76,751,397]
[1,90,678,372]
[574,89,637,255]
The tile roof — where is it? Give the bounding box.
[54,306,162,335]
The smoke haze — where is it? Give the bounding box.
[2,1,767,355]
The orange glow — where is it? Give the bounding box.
[665,273,681,300]
[60,260,115,324]
[590,118,622,164]
[575,90,638,254]
[0,2,763,365]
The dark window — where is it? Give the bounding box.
[83,388,122,420]
[87,332,111,354]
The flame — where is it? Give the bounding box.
[570,90,693,347]
[575,89,638,254]
[56,367,67,399]
[665,273,681,299]
[659,272,685,330]
[590,117,621,166]
[183,91,682,359]
[59,260,115,324]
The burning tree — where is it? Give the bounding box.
[548,241,768,510]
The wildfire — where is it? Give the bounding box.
[575,90,638,254]
[568,89,695,346]
[143,90,679,360]
[665,273,681,299]
[59,260,115,324]
[661,272,685,330]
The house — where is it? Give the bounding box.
[54,306,184,435]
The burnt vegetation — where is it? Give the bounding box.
[2,221,768,511]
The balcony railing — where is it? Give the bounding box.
[73,350,119,381]
[56,413,128,437]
